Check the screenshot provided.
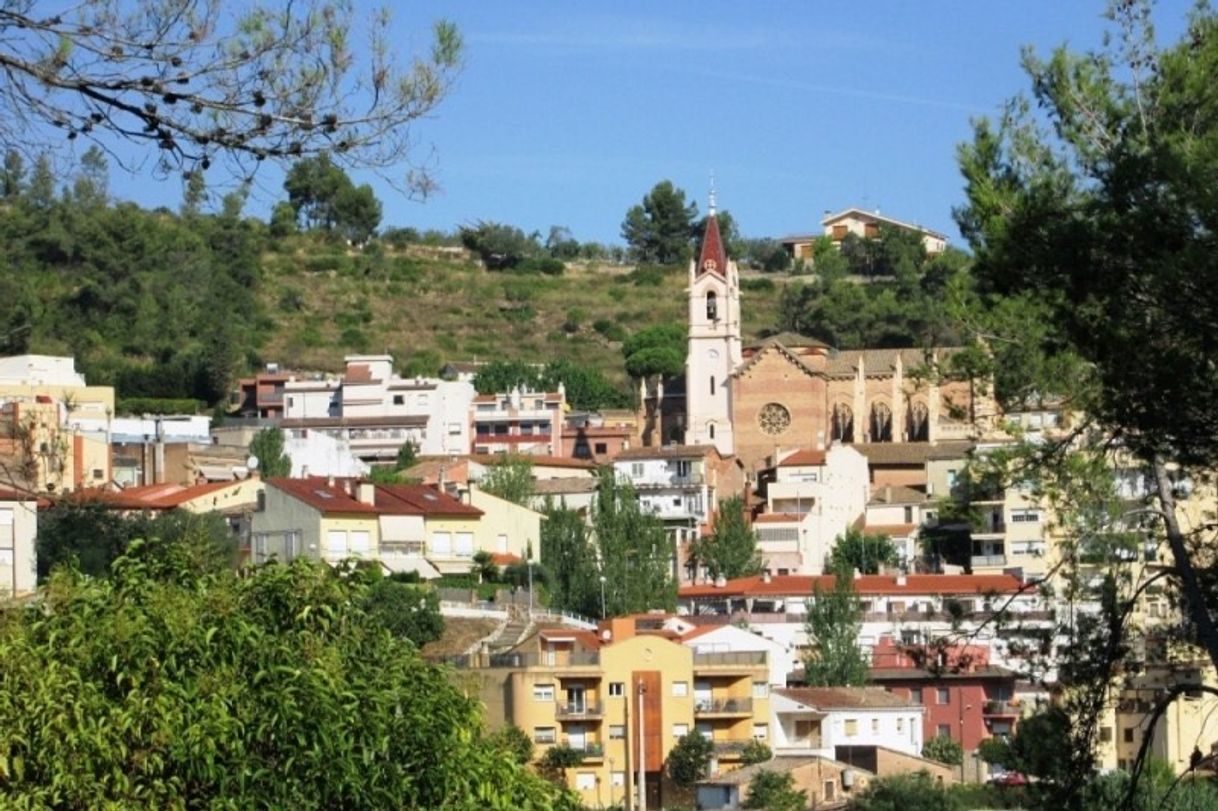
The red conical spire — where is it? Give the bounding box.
[698,212,727,277]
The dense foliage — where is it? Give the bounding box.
[666,731,714,787]
[828,528,899,575]
[472,359,630,410]
[479,455,535,506]
[621,180,699,264]
[743,771,808,811]
[689,497,763,581]
[0,550,570,809]
[249,427,292,478]
[36,503,237,581]
[921,733,963,766]
[847,770,962,811]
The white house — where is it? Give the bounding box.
[681,624,795,688]
[753,445,870,575]
[0,488,37,599]
[282,355,475,462]
[284,429,369,479]
[771,687,924,759]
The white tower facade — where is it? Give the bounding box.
[684,207,741,456]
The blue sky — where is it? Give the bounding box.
[112,0,1195,246]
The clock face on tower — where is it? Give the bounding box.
[758,402,791,436]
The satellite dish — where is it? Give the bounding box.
[247,455,260,470]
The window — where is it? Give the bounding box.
[672,681,688,697]
[609,682,625,698]
[1123,728,1135,743]
[1100,727,1114,743]
[630,463,644,478]
[676,460,691,478]
[609,725,625,740]
[823,780,837,801]
[476,424,491,435]
[844,719,858,737]
[937,688,950,704]
[752,723,768,740]
[327,529,348,555]
[753,682,768,699]
[910,688,923,703]
[533,684,555,701]
[431,532,452,555]
[393,394,404,405]
[595,442,607,454]
[349,530,370,555]
[871,718,880,734]
[937,724,951,738]
[709,423,715,439]
[706,291,718,320]
[455,532,475,557]
[673,723,689,738]
[575,773,596,791]
[534,727,556,743]
[92,468,104,479]
[897,718,905,732]
[904,506,914,523]
[710,376,715,396]
[611,772,626,788]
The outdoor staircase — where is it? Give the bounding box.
[490,612,532,653]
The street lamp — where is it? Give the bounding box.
[600,575,607,619]
[527,559,534,619]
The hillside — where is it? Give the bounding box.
[257,244,791,389]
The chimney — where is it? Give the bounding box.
[896,573,907,587]
[761,570,772,584]
[714,575,727,588]
[326,475,336,488]
[357,481,376,505]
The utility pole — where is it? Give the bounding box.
[637,680,647,811]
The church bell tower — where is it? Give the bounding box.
[684,191,741,456]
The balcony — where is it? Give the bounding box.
[694,651,768,672]
[971,554,1008,568]
[556,701,605,720]
[695,697,754,717]
[712,740,752,759]
[983,699,1022,718]
[485,651,601,669]
[565,742,604,762]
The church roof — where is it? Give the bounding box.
[824,347,960,377]
[730,339,824,381]
[697,214,728,277]
[744,331,830,351]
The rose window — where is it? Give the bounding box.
[758,403,791,436]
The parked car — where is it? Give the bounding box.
[990,771,1029,787]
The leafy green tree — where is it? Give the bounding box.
[364,578,444,647]
[921,734,963,766]
[539,504,595,615]
[472,550,500,583]
[739,738,772,766]
[545,225,581,259]
[975,707,1074,786]
[539,743,586,785]
[250,426,292,478]
[954,0,1218,682]
[691,496,763,580]
[473,360,543,394]
[283,154,381,241]
[36,505,236,581]
[0,553,567,809]
[847,770,962,811]
[541,359,630,410]
[742,771,808,811]
[480,454,534,505]
[493,724,535,766]
[395,440,419,471]
[459,220,538,270]
[666,730,714,787]
[269,200,299,237]
[802,563,868,686]
[367,465,402,484]
[622,323,687,380]
[621,180,699,264]
[181,169,207,217]
[828,527,899,575]
[592,469,677,617]
[0,4,462,189]
[333,182,382,244]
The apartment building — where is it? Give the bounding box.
[281,355,475,462]
[465,625,771,809]
[470,386,566,456]
[751,445,870,576]
[770,687,924,758]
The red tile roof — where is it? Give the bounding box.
[679,573,1028,599]
[697,210,728,276]
[373,483,483,517]
[776,686,917,709]
[778,449,826,467]
[268,478,379,514]
[343,363,373,382]
[864,523,918,536]
[491,553,522,566]
[0,488,36,502]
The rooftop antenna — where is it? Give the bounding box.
[708,171,717,216]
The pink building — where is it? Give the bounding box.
[469,386,565,456]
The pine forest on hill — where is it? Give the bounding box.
[0,154,973,413]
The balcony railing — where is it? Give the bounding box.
[564,742,604,760]
[971,554,1008,567]
[482,651,601,668]
[983,699,1022,717]
[694,651,768,667]
[713,740,752,756]
[695,697,754,716]
[556,701,604,719]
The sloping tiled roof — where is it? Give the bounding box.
[680,573,1027,599]
[698,757,823,786]
[470,454,596,470]
[744,331,831,351]
[869,665,1019,682]
[776,686,917,709]
[778,449,827,467]
[615,445,719,461]
[374,484,482,517]
[824,347,962,378]
[532,477,600,495]
[697,211,728,276]
[820,207,949,240]
[268,478,378,514]
[731,340,823,381]
[116,480,241,508]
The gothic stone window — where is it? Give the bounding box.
[758,403,791,436]
[870,402,893,442]
[831,403,854,443]
[907,400,929,442]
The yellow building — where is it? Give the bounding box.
[473,621,771,809]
